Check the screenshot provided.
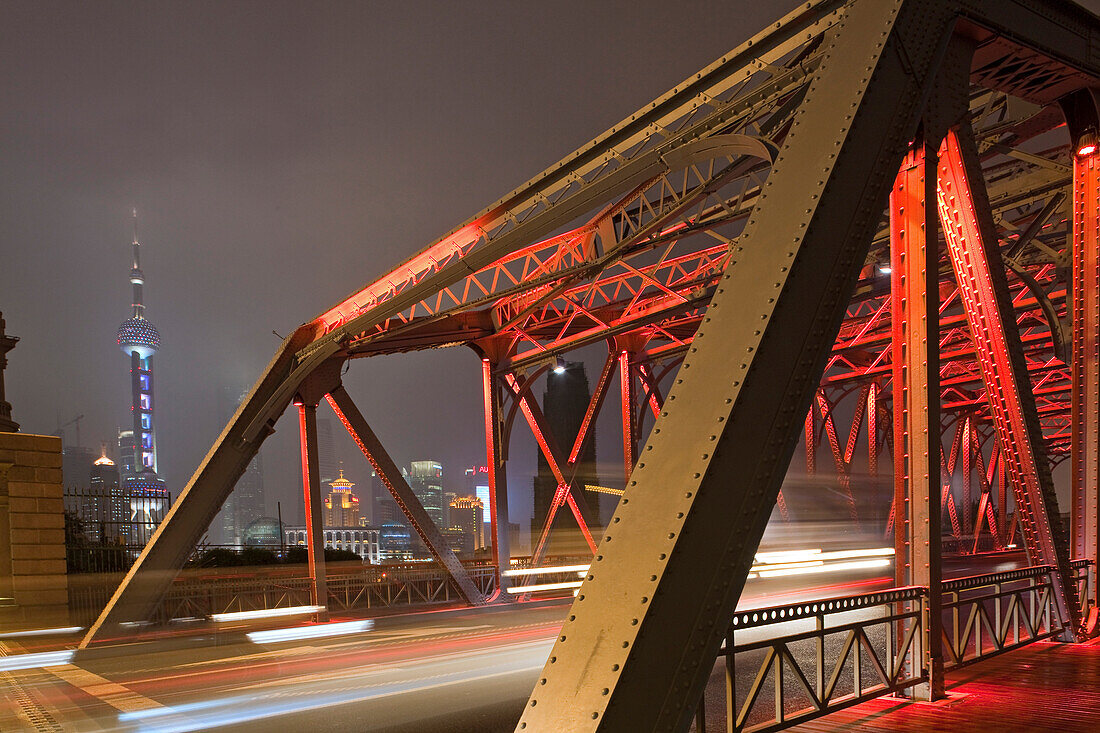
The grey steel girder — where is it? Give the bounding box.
[515,0,960,729]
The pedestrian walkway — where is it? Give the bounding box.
[788,638,1100,732]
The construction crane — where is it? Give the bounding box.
[53,413,84,447]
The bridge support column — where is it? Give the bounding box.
[296,400,329,620]
[481,358,512,596]
[1063,89,1100,622]
[891,136,944,700]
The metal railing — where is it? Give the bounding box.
[697,561,1093,732]
[709,587,925,733]
[940,565,1063,668]
[68,563,498,626]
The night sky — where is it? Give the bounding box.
[5,1,1094,536]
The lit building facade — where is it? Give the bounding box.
[285,525,380,564]
[323,468,361,526]
[449,496,485,551]
[115,210,169,542]
[378,522,413,561]
[408,460,444,527]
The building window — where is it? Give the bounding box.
[140,394,151,409]
[140,374,151,390]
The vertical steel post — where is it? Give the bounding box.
[619,348,636,485]
[891,138,944,699]
[1072,139,1100,612]
[482,358,512,594]
[297,401,329,619]
[938,126,1080,637]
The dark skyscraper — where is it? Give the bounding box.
[115,210,169,542]
[213,386,265,546]
[532,361,600,553]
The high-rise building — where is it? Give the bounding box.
[369,469,401,525]
[532,361,601,549]
[213,386,265,546]
[61,445,96,490]
[450,496,484,550]
[323,468,361,526]
[408,460,444,528]
[115,210,170,542]
[88,451,122,543]
[316,417,340,486]
[475,484,492,547]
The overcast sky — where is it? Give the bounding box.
[5,1,1095,535]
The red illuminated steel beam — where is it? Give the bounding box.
[891,137,944,699]
[297,401,330,620]
[937,126,1080,636]
[1067,104,1100,613]
[326,385,483,604]
[504,373,599,563]
[619,348,637,485]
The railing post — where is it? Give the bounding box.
[724,629,736,733]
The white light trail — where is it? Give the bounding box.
[500,548,895,589]
[210,605,325,623]
[504,581,583,593]
[756,558,891,578]
[0,650,75,672]
[247,619,374,644]
[502,564,590,577]
[0,626,84,639]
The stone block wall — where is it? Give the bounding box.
[0,432,68,628]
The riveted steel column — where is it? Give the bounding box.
[890,138,944,699]
[619,349,637,485]
[938,127,1080,638]
[1066,92,1100,613]
[483,358,512,595]
[298,401,329,619]
[517,1,955,729]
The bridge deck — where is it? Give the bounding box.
[786,639,1100,733]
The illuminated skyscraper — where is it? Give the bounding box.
[115,210,169,541]
[323,467,361,527]
[409,460,444,527]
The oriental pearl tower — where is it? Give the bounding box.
[116,209,169,542]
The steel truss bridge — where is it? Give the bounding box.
[77,0,1100,730]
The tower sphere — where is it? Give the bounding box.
[117,317,161,359]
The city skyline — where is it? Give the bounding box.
[0,0,803,533]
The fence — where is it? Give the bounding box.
[698,560,1093,733]
[67,562,499,626]
[64,485,171,573]
[711,587,925,733]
